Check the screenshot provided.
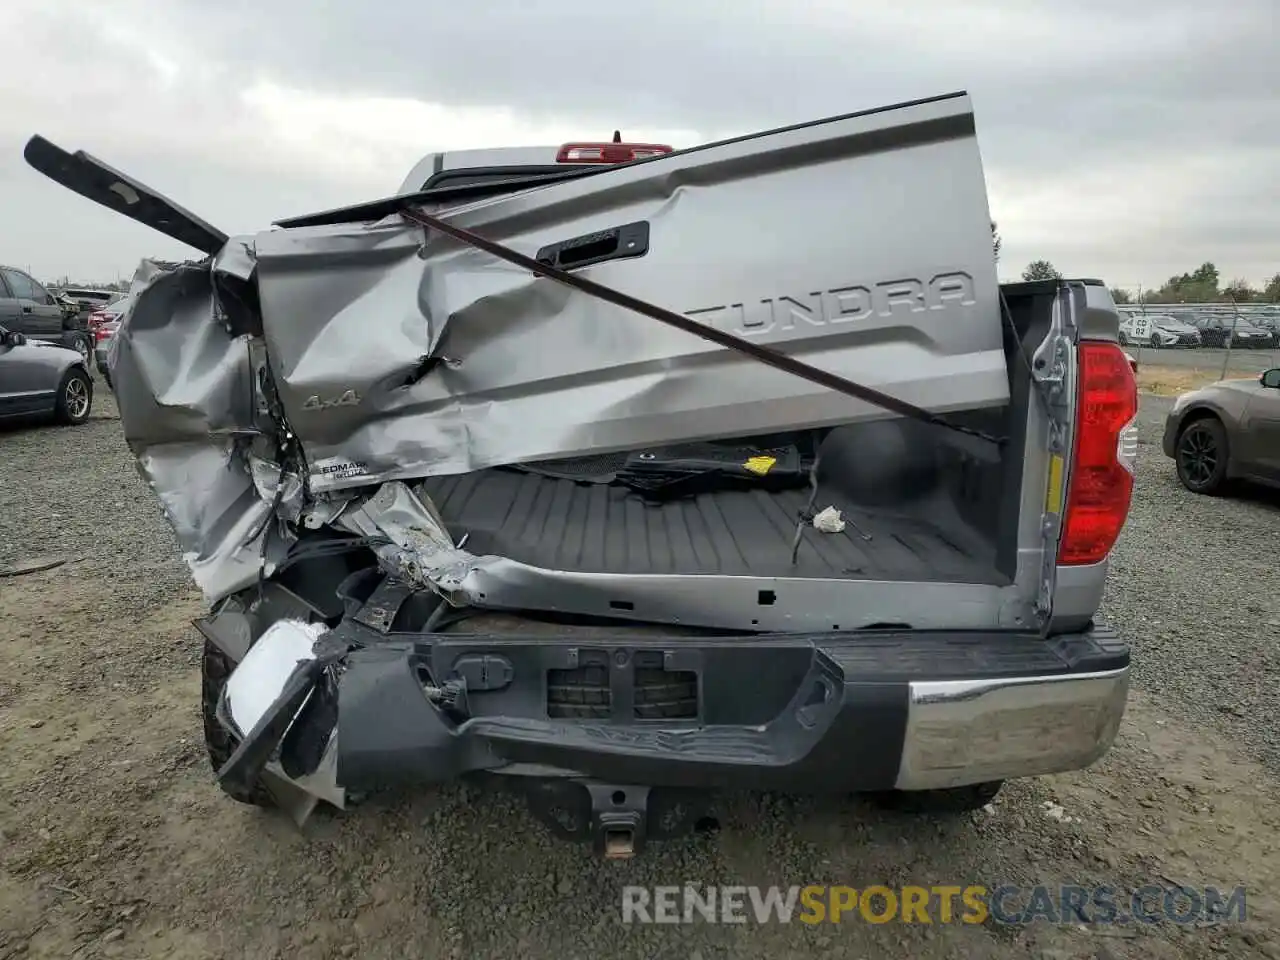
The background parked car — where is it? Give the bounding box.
[58,287,122,321]
[90,292,135,388]
[1251,313,1280,345]
[55,292,81,323]
[0,325,94,425]
[0,266,94,363]
[1191,314,1274,348]
[1117,312,1200,348]
[1163,367,1280,494]
[1225,317,1276,348]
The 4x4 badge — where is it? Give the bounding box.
[302,389,361,410]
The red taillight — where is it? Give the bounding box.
[87,310,109,332]
[555,142,674,164]
[1058,341,1139,566]
[94,322,119,343]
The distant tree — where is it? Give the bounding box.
[1021,260,1062,281]
[1151,261,1220,303]
[991,221,1001,262]
[1109,287,1133,304]
[1222,278,1256,303]
[1263,273,1280,302]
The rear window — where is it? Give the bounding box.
[3,270,42,301]
[419,165,577,192]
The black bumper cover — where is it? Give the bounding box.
[334,625,1130,794]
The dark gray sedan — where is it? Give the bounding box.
[1163,368,1280,494]
[0,325,94,425]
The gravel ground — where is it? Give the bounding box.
[1107,408,1280,770]
[1,389,1278,960]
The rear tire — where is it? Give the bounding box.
[201,640,276,808]
[53,369,93,425]
[867,781,1003,815]
[1175,416,1229,495]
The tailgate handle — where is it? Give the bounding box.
[535,221,650,271]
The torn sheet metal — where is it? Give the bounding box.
[334,481,482,599]
[137,440,288,601]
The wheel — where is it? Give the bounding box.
[201,639,276,808]
[53,369,93,425]
[1149,333,1162,349]
[867,781,1003,815]
[1175,416,1229,495]
[103,369,113,392]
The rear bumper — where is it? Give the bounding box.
[208,619,1130,802]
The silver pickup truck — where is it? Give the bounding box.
[26,91,1138,857]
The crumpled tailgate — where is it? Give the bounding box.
[252,92,1007,493]
[26,91,1009,606]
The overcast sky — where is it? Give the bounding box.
[3,0,1277,292]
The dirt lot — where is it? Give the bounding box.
[1136,365,1236,397]
[1131,345,1276,396]
[2,390,1279,959]
[1136,366,1216,397]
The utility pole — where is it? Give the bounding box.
[1222,294,1239,382]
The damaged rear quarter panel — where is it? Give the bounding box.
[111,257,282,602]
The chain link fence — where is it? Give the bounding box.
[1107,295,1280,379]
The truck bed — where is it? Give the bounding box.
[419,468,1005,585]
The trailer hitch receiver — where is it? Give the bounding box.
[521,779,712,858]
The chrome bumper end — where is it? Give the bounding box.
[895,667,1130,790]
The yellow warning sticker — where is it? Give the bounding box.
[743,455,777,476]
[1045,453,1065,514]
